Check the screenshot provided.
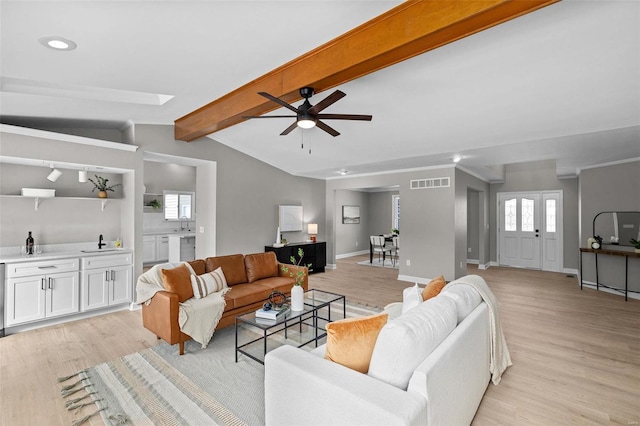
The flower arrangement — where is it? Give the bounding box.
[88,175,121,193]
[630,239,640,250]
[281,247,311,286]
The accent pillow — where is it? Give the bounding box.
[161,264,194,302]
[190,267,228,299]
[402,283,422,314]
[421,275,446,301]
[325,312,388,373]
[440,284,482,324]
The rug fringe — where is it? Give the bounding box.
[70,399,102,413]
[60,378,85,392]
[71,407,105,426]
[108,414,129,425]
[61,384,92,398]
[65,392,96,408]
[57,370,87,383]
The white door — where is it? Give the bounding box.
[46,271,79,318]
[109,265,133,305]
[499,193,541,269]
[6,276,46,326]
[81,269,110,311]
[498,191,563,271]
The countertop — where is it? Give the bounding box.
[144,229,196,237]
[0,248,133,264]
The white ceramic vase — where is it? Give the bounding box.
[291,285,304,311]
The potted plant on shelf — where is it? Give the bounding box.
[146,199,162,210]
[281,247,311,311]
[630,239,640,253]
[88,175,121,199]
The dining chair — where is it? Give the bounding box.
[391,235,399,266]
[370,235,393,266]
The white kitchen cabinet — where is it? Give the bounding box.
[143,235,156,264]
[80,253,132,311]
[156,235,169,262]
[5,258,80,327]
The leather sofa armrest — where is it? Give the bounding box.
[141,290,181,342]
[278,263,309,290]
[265,346,427,426]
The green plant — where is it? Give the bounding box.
[630,239,640,249]
[392,228,399,235]
[280,247,311,286]
[147,199,162,209]
[88,175,121,192]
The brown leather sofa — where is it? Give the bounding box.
[142,251,308,355]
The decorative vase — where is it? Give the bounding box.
[98,190,108,199]
[291,285,304,311]
[635,248,640,254]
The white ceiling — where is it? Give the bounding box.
[1,1,638,181]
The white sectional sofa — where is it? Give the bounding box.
[265,277,494,426]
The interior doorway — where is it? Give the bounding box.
[498,191,563,272]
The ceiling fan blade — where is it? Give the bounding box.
[308,90,346,114]
[258,92,299,113]
[280,122,299,136]
[317,113,372,121]
[316,120,340,137]
[242,115,296,119]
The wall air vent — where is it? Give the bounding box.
[410,177,450,189]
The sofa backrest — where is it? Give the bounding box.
[439,284,482,324]
[245,252,278,283]
[205,254,247,285]
[187,259,206,275]
[368,295,457,390]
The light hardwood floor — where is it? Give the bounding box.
[1,255,638,425]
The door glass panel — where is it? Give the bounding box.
[522,198,535,232]
[505,198,517,231]
[546,199,556,233]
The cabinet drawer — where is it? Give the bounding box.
[6,258,79,278]
[81,253,133,270]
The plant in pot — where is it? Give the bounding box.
[147,199,162,209]
[281,247,311,311]
[88,175,121,199]
[630,239,640,253]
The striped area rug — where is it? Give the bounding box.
[59,302,380,425]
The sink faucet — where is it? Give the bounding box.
[180,216,188,231]
[98,234,106,249]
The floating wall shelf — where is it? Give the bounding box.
[0,195,118,211]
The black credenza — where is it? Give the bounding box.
[265,241,326,274]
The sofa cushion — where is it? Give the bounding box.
[187,259,206,275]
[161,264,194,302]
[421,275,446,301]
[245,252,278,283]
[224,283,273,310]
[440,284,482,324]
[190,267,228,299]
[206,254,247,285]
[325,313,388,373]
[402,283,422,314]
[368,295,457,390]
[254,276,296,294]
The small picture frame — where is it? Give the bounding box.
[342,205,360,224]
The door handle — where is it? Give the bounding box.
[48,277,53,290]
[105,270,110,282]
[41,277,46,290]
[111,270,115,281]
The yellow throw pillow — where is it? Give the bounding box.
[325,312,388,373]
[161,264,194,302]
[421,275,446,301]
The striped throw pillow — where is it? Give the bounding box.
[190,267,228,299]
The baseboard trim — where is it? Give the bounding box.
[398,274,431,285]
[467,259,479,265]
[336,250,369,259]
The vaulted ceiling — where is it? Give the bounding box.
[1,1,638,181]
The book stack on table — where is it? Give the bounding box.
[255,304,290,321]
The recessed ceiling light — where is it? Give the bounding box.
[39,36,77,51]
[453,155,462,163]
[338,169,349,175]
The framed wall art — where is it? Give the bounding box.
[279,205,303,231]
[342,205,360,224]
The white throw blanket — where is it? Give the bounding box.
[443,275,512,384]
[136,262,229,349]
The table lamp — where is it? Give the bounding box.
[308,223,318,242]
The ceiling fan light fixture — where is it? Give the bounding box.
[297,118,316,129]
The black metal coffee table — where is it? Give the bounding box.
[235,289,346,364]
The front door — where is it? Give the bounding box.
[498,191,562,271]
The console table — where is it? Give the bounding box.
[579,247,640,301]
[265,241,326,273]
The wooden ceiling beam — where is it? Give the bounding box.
[175,0,559,142]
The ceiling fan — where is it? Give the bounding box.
[243,87,372,137]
